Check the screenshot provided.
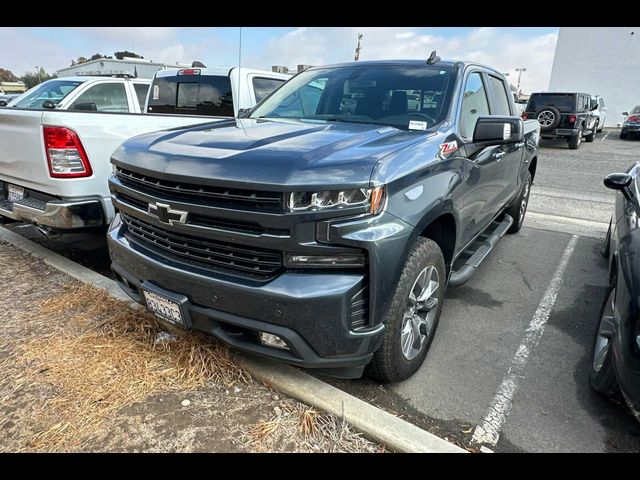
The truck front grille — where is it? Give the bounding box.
[121,213,283,279]
[116,167,284,212]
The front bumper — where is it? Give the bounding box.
[107,213,392,378]
[0,196,104,229]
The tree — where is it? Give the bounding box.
[114,51,143,60]
[0,68,19,82]
[90,53,113,61]
[20,67,56,89]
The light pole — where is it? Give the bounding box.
[35,66,41,84]
[515,67,527,91]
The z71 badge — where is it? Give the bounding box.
[439,140,459,156]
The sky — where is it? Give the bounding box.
[0,27,559,92]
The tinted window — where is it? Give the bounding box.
[134,83,149,110]
[577,95,586,111]
[251,65,456,131]
[527,93,575,112]
[147,75,234,116]
[488,76,511,116]
[252,77,285,103]
[460,72,490,138]
[69,83,129,112]
[12,79,84,109]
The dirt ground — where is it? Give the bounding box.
[0,240,383,453]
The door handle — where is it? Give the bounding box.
[514,142,525,149]
[494,151,506,160]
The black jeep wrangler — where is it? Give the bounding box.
[523,92,598,149]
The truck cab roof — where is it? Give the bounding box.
[307,59,505,77]
[153,67,290,80]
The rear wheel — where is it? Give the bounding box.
[620,130,628,139]
[568,128,583,149]
[505,170,532,234]
[589,286,620,397]
[366,237,445,383]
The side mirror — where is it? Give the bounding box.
[591,103,598,111]
[0,101,7,107]
[237,108,251,118]
[42,100,56,109]
[71,102,97,111]
[623,112,629,116]
[604,173,633,200]
[473,116,524,145]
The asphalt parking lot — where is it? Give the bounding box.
[5,129,640,452]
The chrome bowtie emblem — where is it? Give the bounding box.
[148,202,188,226]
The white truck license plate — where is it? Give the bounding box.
[143,289,185,327]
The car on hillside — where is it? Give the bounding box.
[593,166,640,422]
[620,106,640,139]
[107,57,540,382]
[523,92,598,149]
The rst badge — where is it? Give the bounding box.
[148,202,188,226]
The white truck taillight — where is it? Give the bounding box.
[43,126,93,178]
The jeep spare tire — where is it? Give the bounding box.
[535,106,561,132]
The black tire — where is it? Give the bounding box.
[535,106,561,132]
[585,127,596,142]
[505,171,532,234]
[589,287,620,397]
[568,127,583,149]
[366,237,446,383]
[620,130,628,139]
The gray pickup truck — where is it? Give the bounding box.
[107,56,540,382]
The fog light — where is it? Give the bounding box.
[284,253,366,268]
[259,332,289,350]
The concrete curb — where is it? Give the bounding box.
[0,225,466,453]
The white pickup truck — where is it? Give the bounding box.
[0,67,289,232]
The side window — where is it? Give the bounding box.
[488,76,512,116]
[133,83,149,110]
[252,77,285,103]
[459,72,490,139]
[599,98,605,108]
[69,83,129,112]
[577,95,585,112]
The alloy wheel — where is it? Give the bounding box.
[537,110,555,127]
[401,265,440,360]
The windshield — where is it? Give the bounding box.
[12,79,84,109]
[250,65,456,130]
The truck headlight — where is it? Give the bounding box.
[288,186,385,214]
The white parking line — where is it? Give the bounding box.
[601,132,609,141]
[471,234,579,447]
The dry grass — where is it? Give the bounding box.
[246,400,385,453]
[4,283,249,452]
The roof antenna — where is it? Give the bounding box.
[426,50,440,65]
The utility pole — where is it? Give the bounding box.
[35,66,41,83]
[354,33,363,61]
[515,67,527,91]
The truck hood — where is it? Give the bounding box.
[112,118,431,190]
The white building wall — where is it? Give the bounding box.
[549,27,640,127]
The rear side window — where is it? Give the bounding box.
[488,76,512,116]
[69,83,129,112]
[577,95,586,111]
[459,72,490,138]
[253,77,285,103]
[147,75,234,116]
[133,83,149,110]
[527,94,575,113]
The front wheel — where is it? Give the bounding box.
[589,287,620,397]
[366,237,445,383]
[505,170,532,234]
[585,127,596,142]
